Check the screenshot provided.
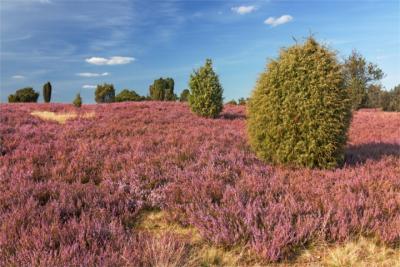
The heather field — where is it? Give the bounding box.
[0,102,399,266]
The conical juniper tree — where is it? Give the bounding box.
[188,59,223,118]
[247,37,352,169]
[43,82,52,103]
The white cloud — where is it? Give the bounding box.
[85,56,135,65]
[82,85,97,89]
[77,72,109,77]
[264,15,293,27]
[231,5,256,15]
[12,75,25,79]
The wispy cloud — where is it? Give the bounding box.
[85,56,135,65]
[12,75,25,79]
[231,6,256,15]
[82,85,96,89]
[264,15,293,27]
[77,72,109,77]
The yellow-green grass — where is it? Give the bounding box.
[136,210,400,267]
[31,111,95,124]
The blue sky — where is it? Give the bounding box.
[1,0,399,103]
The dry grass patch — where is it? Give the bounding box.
[136,211,400,266]
[31,111,95,124]
[322,238,400,267]
[296,237,400,267]
[136,210,265,267]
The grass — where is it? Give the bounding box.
[30,111,95,124]
[136,210,400,267]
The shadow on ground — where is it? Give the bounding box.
[345,142,400,165]
[219,113,247,120]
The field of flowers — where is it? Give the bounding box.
[0,102,399,266]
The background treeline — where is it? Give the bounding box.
[6,50,400,112]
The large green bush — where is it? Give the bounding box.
[43,82,52,103]
[115,89,144,102]
[95,83,115,103]
[188,59,223,118]
[247,37,352,169]
[8,87,39,103]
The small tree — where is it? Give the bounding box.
[343,50,384,110]
[226,99,237,105]
[164,78,176,101]
[43,82,52,103]
[179,89,190,102]
[73,93,82,107]
[366,84,382,108]
[247,37,352,169]
[95,83,115,103]
[149,77,175,101]
[8,87,39,103]
[238,97,246,105]
[115,89,144,102]
[188,59,223,118]
[381,84,400,112]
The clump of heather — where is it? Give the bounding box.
[0,102,399,263]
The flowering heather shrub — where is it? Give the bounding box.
[247,37,352,169]
[0,102,399,263]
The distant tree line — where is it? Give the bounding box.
[6,50,399,113]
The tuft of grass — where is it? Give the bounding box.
[136,210,266,266]
[31,111,95,124]
[135,210,202,243]
[322,237,400,267]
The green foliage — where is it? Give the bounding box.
[115,89,144,102]
[8,87,39,103]
[179,89,190,102]
[247,37,352,169]
[73,93,82,107]
[343,50,384,110]
[188,59,223,118]
[149,77,176,101]
[95,83,115,103]
[365,84,382,108]
[238,98,247,105]
[381,85,400,112]
[43,82,52,103]
[226,99,237,105]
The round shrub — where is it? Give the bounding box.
[189,59,223,118]
[247,37,352,169]
[8,87,39,103]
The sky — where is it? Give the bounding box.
[1,0,399,103]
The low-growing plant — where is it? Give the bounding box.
[247,37,352,169]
